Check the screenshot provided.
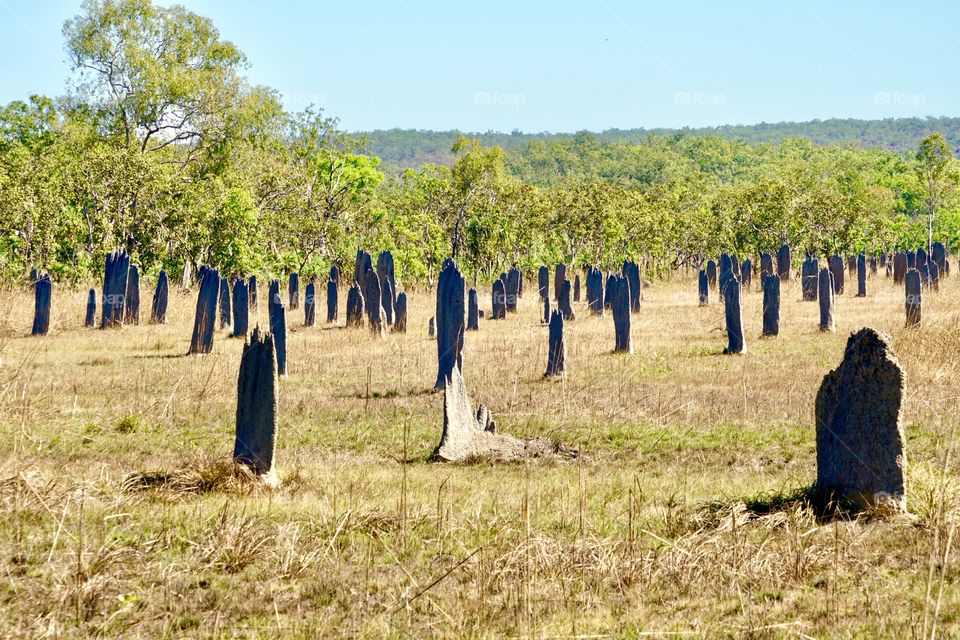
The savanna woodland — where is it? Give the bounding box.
[4,0,960,638]
[3,0,960,283]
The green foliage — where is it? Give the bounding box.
[2,0,960,284]
[63,0,247,154]
[363,118,960,175]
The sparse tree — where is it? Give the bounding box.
[916,132,956,253]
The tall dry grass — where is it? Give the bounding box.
[0,270,958,637]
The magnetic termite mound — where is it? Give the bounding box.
[232,279,249,337]
[233,326,279,480]
[31,273,52,336]
[545,310,566,378]
[189,267,220,355]
[815,328,906,512]
[101,248,130,328]
[434,259,465,389]
[125,265,141,325]
[151,270,168,324]
[268,280,288,376]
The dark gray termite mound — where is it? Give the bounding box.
[545,310,565,377]
[32,273,52,336]
[801,257,819,301]
[394,291,408,333]
[381,277,395,326]
[491,279,506,319]
[151,270,168,324]
[85,288,97,327]
[723,276,746,354]
[346,283,364,327]
[233,326,278,478]
[573,274,581,302]
[288,273,299,310]
[932,241,947,273]
[893,252,906,284]
[698,269,708,306]
[268,280,288,376]
[856,254,867,297]
[467,288,479,330]
[604,273,616,310]
[610,274,632,354]
[777,244,791,280]
[761,273,780,337]
[622,260,641,312]
[249,275,258,312]
[740,258,752,291]
[818,268,835,332]
[829,255,844,295]
[376,251,397,322]
[905,269,921,327]
[125,265,141,325]
[218,276,232,329]
[364,270,386,337]
[434,259,465,389]
[760,252,773,276]
[101,248,130,328]
[538,266,549,301]
[586,266,604,316]
[558,279,575,320]
[554,263,566,301]
[506,267,521,313]
[326,275,338,323]
[304,282,316,327]
[718,253,732,301]
[189,267,220,354]
[815,328,906,512]
[920,262,931,289]
[232,279,249,337]
[354,248,373,285]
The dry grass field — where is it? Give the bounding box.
[1,269,959,638]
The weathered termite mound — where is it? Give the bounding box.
[432,365,578,463]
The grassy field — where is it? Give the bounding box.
[1,269,959,638]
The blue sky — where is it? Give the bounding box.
[0,0,956,132]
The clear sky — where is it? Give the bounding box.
[0,0,956,133]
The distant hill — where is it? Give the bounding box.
[357,116,960,172]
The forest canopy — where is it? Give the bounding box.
[2,0,959,284]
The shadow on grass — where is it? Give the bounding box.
[338,386,438,400]
[705,484,904,524]
[129,352,191,360]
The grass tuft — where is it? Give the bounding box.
[121,456,266,495]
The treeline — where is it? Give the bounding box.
[1,0,959,286]
[364,117,960,173]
